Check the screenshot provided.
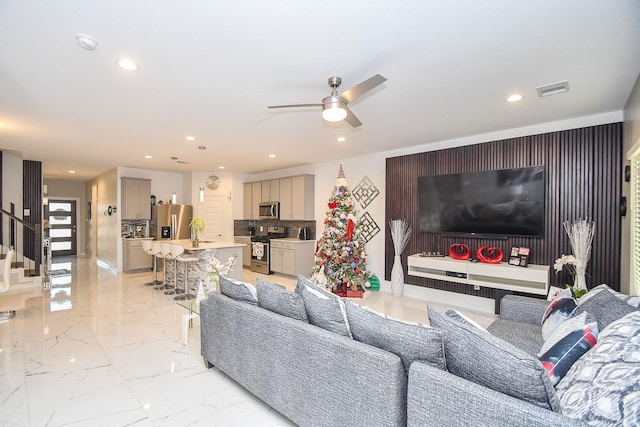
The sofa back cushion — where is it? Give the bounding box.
[555,311,640,425]
[573,288,638,330]
[296,275,352,338]
[428,306,561,412]
[345,301,446,373]
[257,278,308,322]
[219,276,258,305]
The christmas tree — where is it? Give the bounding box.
[311,164,370,295]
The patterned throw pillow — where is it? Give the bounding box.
[219,276,258,305]
[345,301,445,373]
[538,314,599,386]
[541,290,578,340]
[555,311,640,425]
[256,278,308,322]
[428,306,561,412]
[295,275,352,338]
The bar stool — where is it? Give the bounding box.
[142,240,161,286]
[152,241,170,291]
[161,242,177,295]
[165,243,184,296]
[174,250,199,301]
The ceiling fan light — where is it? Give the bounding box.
[322,97,347,122]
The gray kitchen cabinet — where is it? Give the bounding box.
[123,238,152,272]
[270,239,315,276]
[234,236,252,268]
[279,175,314,220]
[243,183,252,219]
[121,177,151,219]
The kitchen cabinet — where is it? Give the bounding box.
[123,238,153,272]
[243,174,313,220]
[121,177,151,219]
[261,179,280,202]
[243,182,263,219]
[270,239,315,276]
[279,175,314,220]
[243,183,252,219]
[234,236,252,268]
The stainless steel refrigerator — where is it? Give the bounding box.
[151,204,193,240]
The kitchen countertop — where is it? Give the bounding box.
[168,239,246,251]
[273,238,315,243]
[122,236,154,240]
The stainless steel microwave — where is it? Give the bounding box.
[259,202,280,219]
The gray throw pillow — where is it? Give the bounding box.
[219,276,258,305]
[427,306,561,412]
[296,275,352,338]
[574,288,638,330]
[346,301,445,373]
[256,278,308,322]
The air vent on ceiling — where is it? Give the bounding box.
[176,160,189,164]
[536,80,570,97]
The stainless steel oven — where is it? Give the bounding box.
[250,226,285,274]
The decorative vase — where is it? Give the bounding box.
[196,278,206,302]
[191,229,199,248]
[575,272,587,291]
[391,255,404,296]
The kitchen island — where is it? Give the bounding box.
[166,240,245,292]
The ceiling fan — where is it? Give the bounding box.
[268,74,387,128]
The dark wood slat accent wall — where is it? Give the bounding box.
[23,160,42,260]
[385,123,622,298]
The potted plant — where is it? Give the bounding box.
[189,215,206,248]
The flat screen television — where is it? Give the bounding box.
[417,165,545,238]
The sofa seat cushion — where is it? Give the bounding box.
[428,306,560,412]
[487,319,545,357]
[555,311,640,426]
[345,301,446,373]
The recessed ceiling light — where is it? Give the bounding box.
[268,154,276,158]
[144,155,152,159]
[185,136,195,141]
[68,170,76,174]
[218,166,225,169]
[116,59,139,71]
[337,136,346,142]
[506,94,523,103]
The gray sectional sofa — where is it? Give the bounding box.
[409,289,640,427]
[201,277,640,427]
[200,290,409,427]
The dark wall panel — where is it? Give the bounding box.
[385,123,622,298]
[23,160,42,260]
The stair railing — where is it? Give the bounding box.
[0,208,41,277]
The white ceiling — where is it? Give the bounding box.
[1,1,639,181]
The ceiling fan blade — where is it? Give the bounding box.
[343,107,362,128]
[340,74,387,103]
[268,103,322,109]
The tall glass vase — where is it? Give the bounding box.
[391,255,404,296]
[575,272,587,291]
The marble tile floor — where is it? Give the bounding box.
[0,256,496,426]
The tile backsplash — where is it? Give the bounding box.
[234,219,316,240]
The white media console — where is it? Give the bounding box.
[407,254,549,296]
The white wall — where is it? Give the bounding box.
[2,151,24,251]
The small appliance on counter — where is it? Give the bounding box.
[248,225,255,236]
[297,227,311,240]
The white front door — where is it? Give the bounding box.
[202,195,223,241]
